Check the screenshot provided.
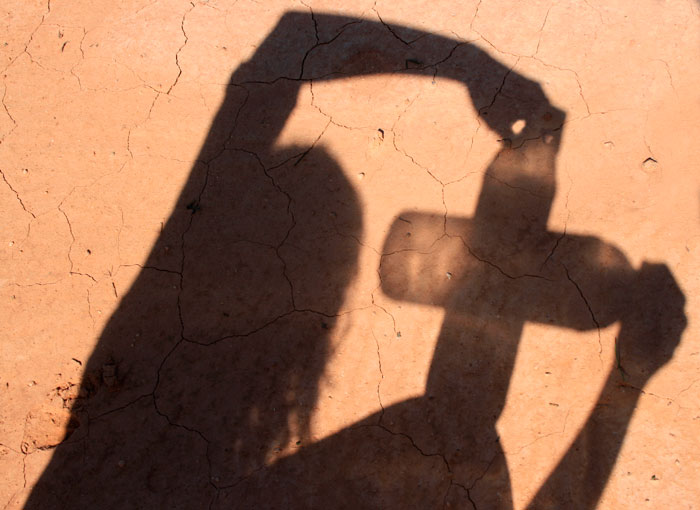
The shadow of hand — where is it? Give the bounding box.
[617,262,687,386]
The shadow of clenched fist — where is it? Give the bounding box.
[617,262,687,386]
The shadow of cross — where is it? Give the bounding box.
[378,112,686,507]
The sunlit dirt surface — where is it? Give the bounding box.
[1,1,699,508]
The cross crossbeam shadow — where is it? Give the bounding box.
[26,11,686,510]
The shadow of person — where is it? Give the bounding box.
[26,13,366,510]
[26,11,686,510]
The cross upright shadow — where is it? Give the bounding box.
[372,123,687,508]
[26,11,686,510]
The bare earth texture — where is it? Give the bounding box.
[1,1,699,509]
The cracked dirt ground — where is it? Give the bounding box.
[1,0,700,508]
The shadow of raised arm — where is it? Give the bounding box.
[528,263,686,509]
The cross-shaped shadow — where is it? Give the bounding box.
[26,11,686,510]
